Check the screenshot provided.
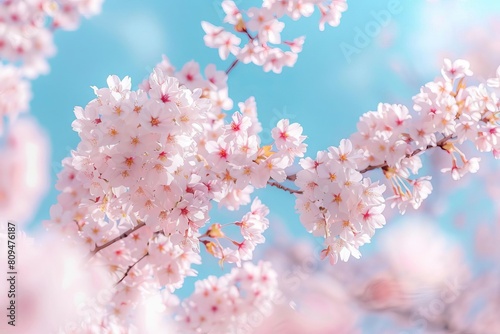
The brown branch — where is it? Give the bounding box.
[357,162,387,174]
[88,221,146,259]
[242,29,255,41]
[225,58,239,75]
[272,135,455,195]
[358,135,453,173]
[267,180,303,194]
[114,252,148,286]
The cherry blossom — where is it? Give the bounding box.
[201,197,270,266]
[176,261,278,334]
[49,51,500,280]
[0,231,113,333]
[291,58,500,264]
[0,64,31,133]
[293,139,387,264]
[46,55,307,314]
[0,118,49,225]
[0,0,103,78]
[442,58,473,81]
[26,1,500,331]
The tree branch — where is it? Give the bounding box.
[225,58,239,75]
[114,252,149,286]
[267,180,303,194]
[354,290,472,334]
[88,221,146,260]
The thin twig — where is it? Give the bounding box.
[243,29,255,41]
[225,58,239,75]
[114,252,148,286]
[224,27,254,75]
[267,180,303,194]
[88,221,146,260]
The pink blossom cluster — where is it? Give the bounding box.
[294,59,500,264]
[349,102,434,213]
[202,0,347,73]
[47,56,306,296]
[176,261,277,334]
[201,197,270,267]
[263,0,348,31]
[0,0,103,78]
[350,59,500,210]
[5,237,276,333]
[48,71,214,292]
[0,1,102,232]
[49,57,500,275]
[0,227,182,333]
[294,139,387,264]
[0,63,30,132]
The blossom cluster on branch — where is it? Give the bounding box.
[0,0,103,77]
[0,63,30,132]
[45,51,307,330]
[202,0,347,73]
[45,53,500,332]
[294,59,500,264]
[41,1,500,319]
[0,0,104,225]
[177,261,277,334]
